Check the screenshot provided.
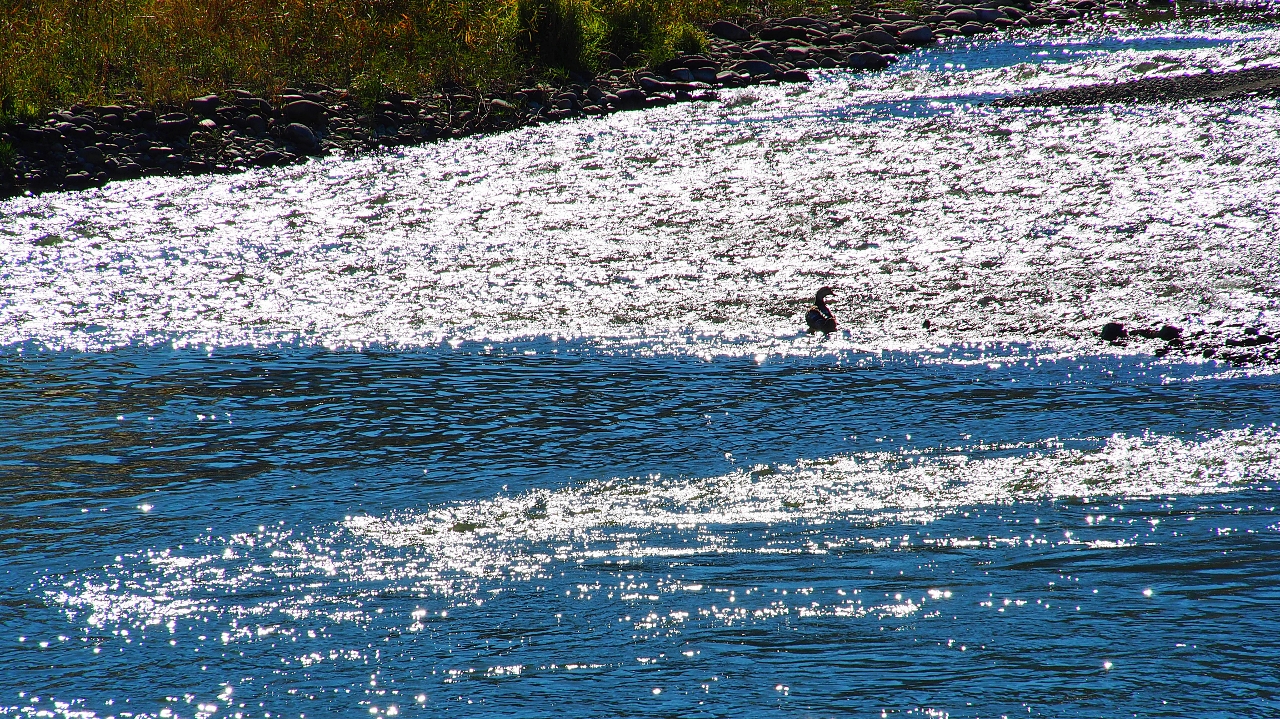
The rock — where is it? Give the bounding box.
[976,8,1008,21]
[681,56,719,69]
[198,118,218,131]
[238,97,273,114]
[189,94,221,116]
[256,151,284,166]
[637,76,664,91]
[715,71,743,84]
[759,25,810,41]
[708,20,750,41]
[856,29,897,45]
[958,22,986,35]
[1156,325,1182,341]
[847,51,889,70]
[157,114,193,133]
[898,25,935,44]
[780,69,811,82]
[285,123,317,148]
[692,67,720,83]
[830,32,858,43]
[846,12,887,25]
[947,8,980,22]
[669,68,695,82]
[1100,322,1126,342]
[79,146,104,164]
[746,47,776,62]
[732,59,778,77]
[615,88,646,108]
[783,46,811,61]
[245,115,267,134]
[781,16,824,26]
[129,109,156,125]
[600,51,625,70]
[283,100,326,124]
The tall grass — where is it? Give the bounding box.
[0,0,820,119]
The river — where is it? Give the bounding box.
[2,19,1279,719]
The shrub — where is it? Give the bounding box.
[516,0,591,69]
[598,0,669,64]
[670,22,709,55]
[0,140,16,167]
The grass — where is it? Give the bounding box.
[0,0,851,122]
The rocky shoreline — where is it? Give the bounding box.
[0,0,1118,199]
[995,64,1280,106]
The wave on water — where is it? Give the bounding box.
[50,426,1280,632]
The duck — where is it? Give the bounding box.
[805,286,837,333]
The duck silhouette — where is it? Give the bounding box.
[805,286,837,333]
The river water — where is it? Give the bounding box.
[3,17,1280,719]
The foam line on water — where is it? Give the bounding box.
[49,426,1280,633]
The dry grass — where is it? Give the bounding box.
[0,0,824,120]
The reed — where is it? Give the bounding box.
[0,0,822,120]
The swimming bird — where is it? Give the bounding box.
[805,286,837,333]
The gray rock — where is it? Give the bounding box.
[976,8,1008,21]
[846,12,887,24]
[245,115,267,134]
[283,100,326,124]
[746,47,776,62]
[157,114,193,133]
[958,22,986,35]
[783,46,811,61]
[669,68,695,82]
[715,70,743,84]
[898,25,935,44]
[189,94,221,116]
[731,59,777,77]
[615,88,646,107]
[856,29,897,45]
[690,67,718,82]
[708,20,751,41]
[780,69,811,82]
[79,146,104,164]
[237,97,273,114]
[759,26,811,41]
[285,123,317,147]
[637,76,664,91]
[947,8,980,21]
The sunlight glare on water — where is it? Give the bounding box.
[2,27,1279,354]
[3,20,1280,719]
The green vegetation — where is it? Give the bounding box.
[0,139,16,167]
[0,0,836,119]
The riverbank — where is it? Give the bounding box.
[995,63,1280,105]
[0,0,1121,199]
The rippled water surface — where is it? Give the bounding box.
[3,20,1280,719]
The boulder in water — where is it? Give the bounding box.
[1100,322,1126,342]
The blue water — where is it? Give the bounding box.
[5,18,1280,719]
[1,342,1278,718]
